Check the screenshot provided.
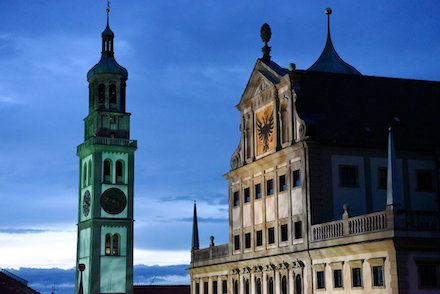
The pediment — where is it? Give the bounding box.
[238,60,284,109]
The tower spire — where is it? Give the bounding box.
[325,7,332,38]
[106,0,110,26]
[191,201,200,251]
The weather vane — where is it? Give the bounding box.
[106,0,111,25]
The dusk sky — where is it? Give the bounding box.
[0,0,439,274]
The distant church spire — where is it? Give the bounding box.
[192,201,200,251]
[386,127,400,208]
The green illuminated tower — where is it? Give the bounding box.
[75,7,136,294]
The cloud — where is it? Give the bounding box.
[158,193,228,206]
[0,228,51,234]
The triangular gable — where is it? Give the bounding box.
[237,60,284,109]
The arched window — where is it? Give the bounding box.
[83,162,87,187]
[112,234,119,255]
[256,278,262,294]
[245,279,249,294]
[105,234,111,255]
[116,160,124,183]
[88,160,92,185]
[295,275,302,294]
[268,277,274,294]
[109,84,117,105]
[104,159,112,183]
[98,84,105,103]
[233,280,238,294]
[281,275,287,294]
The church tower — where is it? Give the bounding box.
[75,5,136,294]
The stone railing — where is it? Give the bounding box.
[192,244,229,263]
[311,210,389,242]
[77,137,137,154]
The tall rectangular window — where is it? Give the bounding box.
[294,221,303,239]
[244,187,250,203]
[279,175,286,192]
[333,269,343,288]
[292,169,301,188]
[255,183,262,199]
[418,263,438,288]
[244,232,251,249]
[204,282,208,294]
[352,267,362,287]
[213,281,218,294]
[280,224,288,242]
[233,191,239,207]
[416,170,434,191]
[256,230,263,247]
[372,266,384,287]
[195,282,200,294]
[339,165,358,187]
[377,167,387,189]
[268,227,275,244]
[266,179,274,196]
[234,235,240,251]
[317,271,325,289]
[222,280,227,294]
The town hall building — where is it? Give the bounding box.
[189,8,440,294]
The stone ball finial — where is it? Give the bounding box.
[325,8,332,15]
[209,235,215,247]
[260,23,272,44]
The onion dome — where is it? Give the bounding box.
[308,8,361,75]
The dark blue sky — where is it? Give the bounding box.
[0,0,439,268]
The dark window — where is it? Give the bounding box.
[295,275,302,294]
[352,267,362,287]
[256,230,263,247]
[339,165,358,187]
[256,278,262,294]
[333,269,343,288]
[83,163,87,187]
[317,271,325,289]
[245,279,250,294]
[279,175,286,192]
[104,159,112,182]
[266,179,274,196]
[268,227,275,244]
[195,282,200,294]
[233,191,239,207]
[372,266,384,287]
[377,167,387,189]
[234,280,238,294]
[416,170,434,191]
[418,263,438,288]
[204,281,208,294]
[213,281,218,294]
[281,275,287,294]
[222,280,227,294]
[98,84,105,102]
[112,234,119,255]
[234,235,240,251]
[292,169,301,188]
[109,84,117,104]
[280,224,288,242]
[244,187,250,203]
[255,183,262,199]
[268,277,274,294]
[116,160,124,183]
[244,233,251,249]
[294,221,303,239]
[105,234,111,255]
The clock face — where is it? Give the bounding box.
[255,103,275,156]
[82,190,91,217]
[100,188,126,215]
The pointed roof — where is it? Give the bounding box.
[191,201,200,251]
[87,4,127,80]
[307,8,361,75]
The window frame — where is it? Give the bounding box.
[266,179,274,196]
[279,174,286,192]
[244,232,251,249]
[244,187,250,203]
[256,230,263,247]
[292,169,301,188]
[352,267,362,288]
[416,170,434,192]
[339,165,359,187]
[316,271,325,289]
[233,191,240,207]
[268,227,275,244]
[333,269,343,288]
[233,235,240,251]
[255,183,262,200]
[280,223,288,242]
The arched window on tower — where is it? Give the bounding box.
[268,277,274,294]
[83,162,87,187]
[295,275,302,294]
[256,278,262,294]
[105,234,111,255]
[104,159,112,183]
[88,160,92,186]
[109,84,117,105]
[98,84,105,104]
[112,234,120,255]
[116,160,124,183]
[281,275,288,294]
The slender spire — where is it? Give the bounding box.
[325,8,332,37]
[106,0,110,26]
[191,201,200,251]
[386,127,400,208]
